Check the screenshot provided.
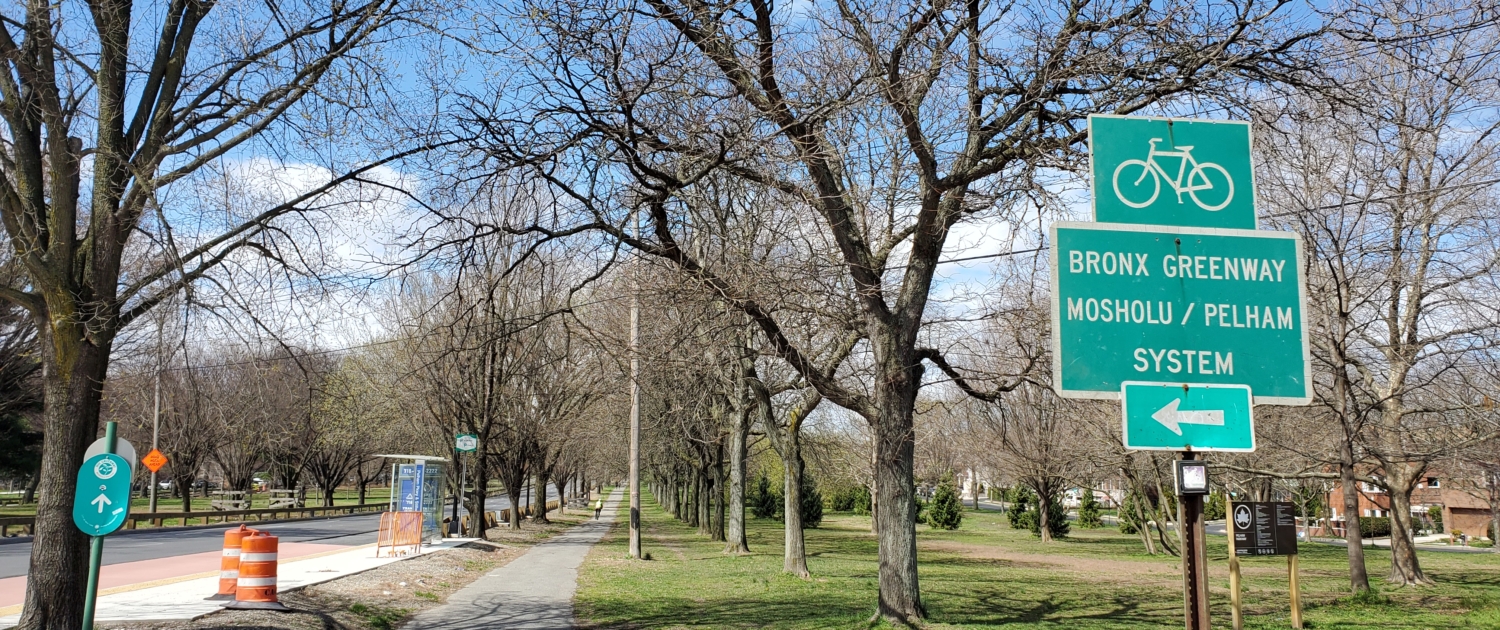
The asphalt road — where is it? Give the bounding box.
[0,487,559,580]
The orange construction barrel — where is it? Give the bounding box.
[223,531,291,611]
[206,525,256,601]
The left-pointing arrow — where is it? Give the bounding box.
[1151,398,1226,435]
[91,494,111,513]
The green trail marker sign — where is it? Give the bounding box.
[1049,221,1311,404]
[1090,115,1257,230]
[73,453,133,536]
[1122,382,1254,451]
[455,434,478,453]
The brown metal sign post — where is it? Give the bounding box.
[1227,494,1242,630]
[1174,454,1210,630]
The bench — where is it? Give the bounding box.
[267,489,298,509]
[210,490,249,511]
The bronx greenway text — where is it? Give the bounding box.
[1063,248,1296,377]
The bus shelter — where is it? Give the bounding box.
[379,454,448,545]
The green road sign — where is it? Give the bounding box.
[1089,115,1256,230]
[1122,382,1255,451]
[1049,221,1310,403]
[455,433,478,453]
[73,453,133,536]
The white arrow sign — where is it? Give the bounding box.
[91,494,112,513]
[1151,398,1225,436]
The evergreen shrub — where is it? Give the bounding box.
[926,473,964,530]
[1077,490,1104,529]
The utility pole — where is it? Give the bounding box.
[148,324,163,513]
[628,210,642,559]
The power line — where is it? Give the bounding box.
[150,291,632,372]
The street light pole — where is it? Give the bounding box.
[628,211,642,560]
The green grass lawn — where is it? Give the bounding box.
[576,489,1500,629]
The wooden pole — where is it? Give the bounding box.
[1289,553,1303,628]
[1227,494,1242,630]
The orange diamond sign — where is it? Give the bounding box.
[142,449,168,473]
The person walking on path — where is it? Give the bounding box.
[592,498,603,520]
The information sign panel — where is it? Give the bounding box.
[1090,114,1257,230]
[1232,501,1299,556]
[398,464,421,512]
[1050,221,1311,404]
[418,461,444,543]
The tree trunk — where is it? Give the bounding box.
[712,446,726,542]
[697,470,711,535]
[534,471,550,524]
[22,471,40,504]
[468,453,490,539]
[1340,453,1371,592]
[1037,486,1053,543]
[506,485,524,529]
[174,470,194,513]
[686,472,699,528]
[17,342,111,630]
[1382,466,1431,585]
[872,404,922,622]
[1488,471,1499,545]
[725,405,750,554]
[782,440,809,577]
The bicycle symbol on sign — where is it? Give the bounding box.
[1111,138,1234,211]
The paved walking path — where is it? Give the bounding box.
[403,488,624,630]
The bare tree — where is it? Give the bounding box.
[1258,0,1500,586]
[461,0,1329,619]
[0,0,438,622]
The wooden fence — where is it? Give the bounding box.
[0,502,386,538]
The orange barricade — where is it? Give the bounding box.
[376,511,423,557]
[224,532,290,611]
[206,525,257,600]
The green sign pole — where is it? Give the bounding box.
[80,421,117,630]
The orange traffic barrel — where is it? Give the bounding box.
[223,531,291,611]
[206,525,256,601]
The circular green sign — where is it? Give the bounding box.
[73,453,133,536]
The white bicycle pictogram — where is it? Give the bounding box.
[1111,138,1234,211]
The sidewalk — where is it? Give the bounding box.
[402,488,624,630]
[1310,536,1494,554]
[0,539,476,628]
[0,541,351,609]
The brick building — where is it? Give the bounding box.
[1326,472,1495,540]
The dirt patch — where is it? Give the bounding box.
[108,512,588,630]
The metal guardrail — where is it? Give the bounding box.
[1,502,387,538]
